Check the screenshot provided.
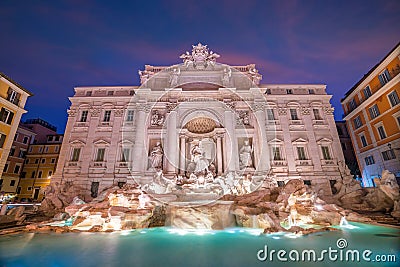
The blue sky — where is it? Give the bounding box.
[0,0,399,132]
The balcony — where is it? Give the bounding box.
[89,161,107,173]
[321,159,337,165]
[271,160,287,166]
[295,159,312,166]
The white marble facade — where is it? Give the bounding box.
[52,44,345,198]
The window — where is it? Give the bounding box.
[265,89,271,95]
[0,108,14,124]
[363,86,372,99]
[55,146,59,152]
[55,136,60,141]
[35,159,39,164]
[7,88,20,105]
[45,147,49,153]
[38,171,42,178]
[103,110,111,122]
[121,148,130,162]
[10,180,16,186]
[272,147,282,160]
[14,134,18,141]
[41,158,45,164]
[368,104,380,119]
[378,69,391,85]
[360,135,368,147]
[28,187,32,191]
[48,171,53,177]
[353,116,362,129]
[29,146,33,152]
[91,182,99,198]
[129,90,135,96]
[31,171,36,178]
[3,163,8,173]
[286,89,293,94]
[321,146,331,160]
[303,180,311,186]
[9,147,15,156]
[297,147,307,160]
[290,109,298,120]
[397,116,400,128]
[377,125,387,139]
[388,91,400,107]
[308,89,315,94]
[107,91,114,96]
[96,148,105,161]
[364,155,375,165]
[25,159,29,164]
[71,148,81,161]
[38,147,43,153]
[349,99,357,110]
[0,133,7,148]
[86,91,92,96]
[382,149,396,161]
[20,172,26,178]
[80,110,88,122]
[266,109,275,120]
[16,187,21,194]
[313,108,322,120]
[118,182,126,188]
[47,136,53,142]
[13,165,20,174]
[51,158,56,163]
[126,110,134,122]
[19,149,27,158]
[23,136,29,144]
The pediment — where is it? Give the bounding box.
[93,139,110,146]
[317,137,332,144]
[268,138,284,144]
[292,137,308,144]
[69,139,85,146]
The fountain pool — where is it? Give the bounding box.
[0,223,398,267]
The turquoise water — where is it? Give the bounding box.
[0,223,399,267]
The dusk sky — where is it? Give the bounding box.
[0,0,399,132]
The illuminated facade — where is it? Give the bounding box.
[341,43,400,187]
[51,44,346,199]
[0,73,32,180]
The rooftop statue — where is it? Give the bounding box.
[180,43,220,69]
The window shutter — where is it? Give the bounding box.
[0,108,5,122]
[0,134,6,148]
[378,75,384,85]
[7,111,14,124]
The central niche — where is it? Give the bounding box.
[185,117,217,134]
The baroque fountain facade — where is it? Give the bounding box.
[32,44,399,231]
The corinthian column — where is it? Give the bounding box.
[166,103,178,174]
[179,135,186,174]
[253,102,270,173]
[216,134,223,175]
[132,103,148,173]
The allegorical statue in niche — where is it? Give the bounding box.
[148,142,163,170]
[239,139,253,169]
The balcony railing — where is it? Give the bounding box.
[321,159,337,165]
[271,160,287,166]
[295,159,312,166]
